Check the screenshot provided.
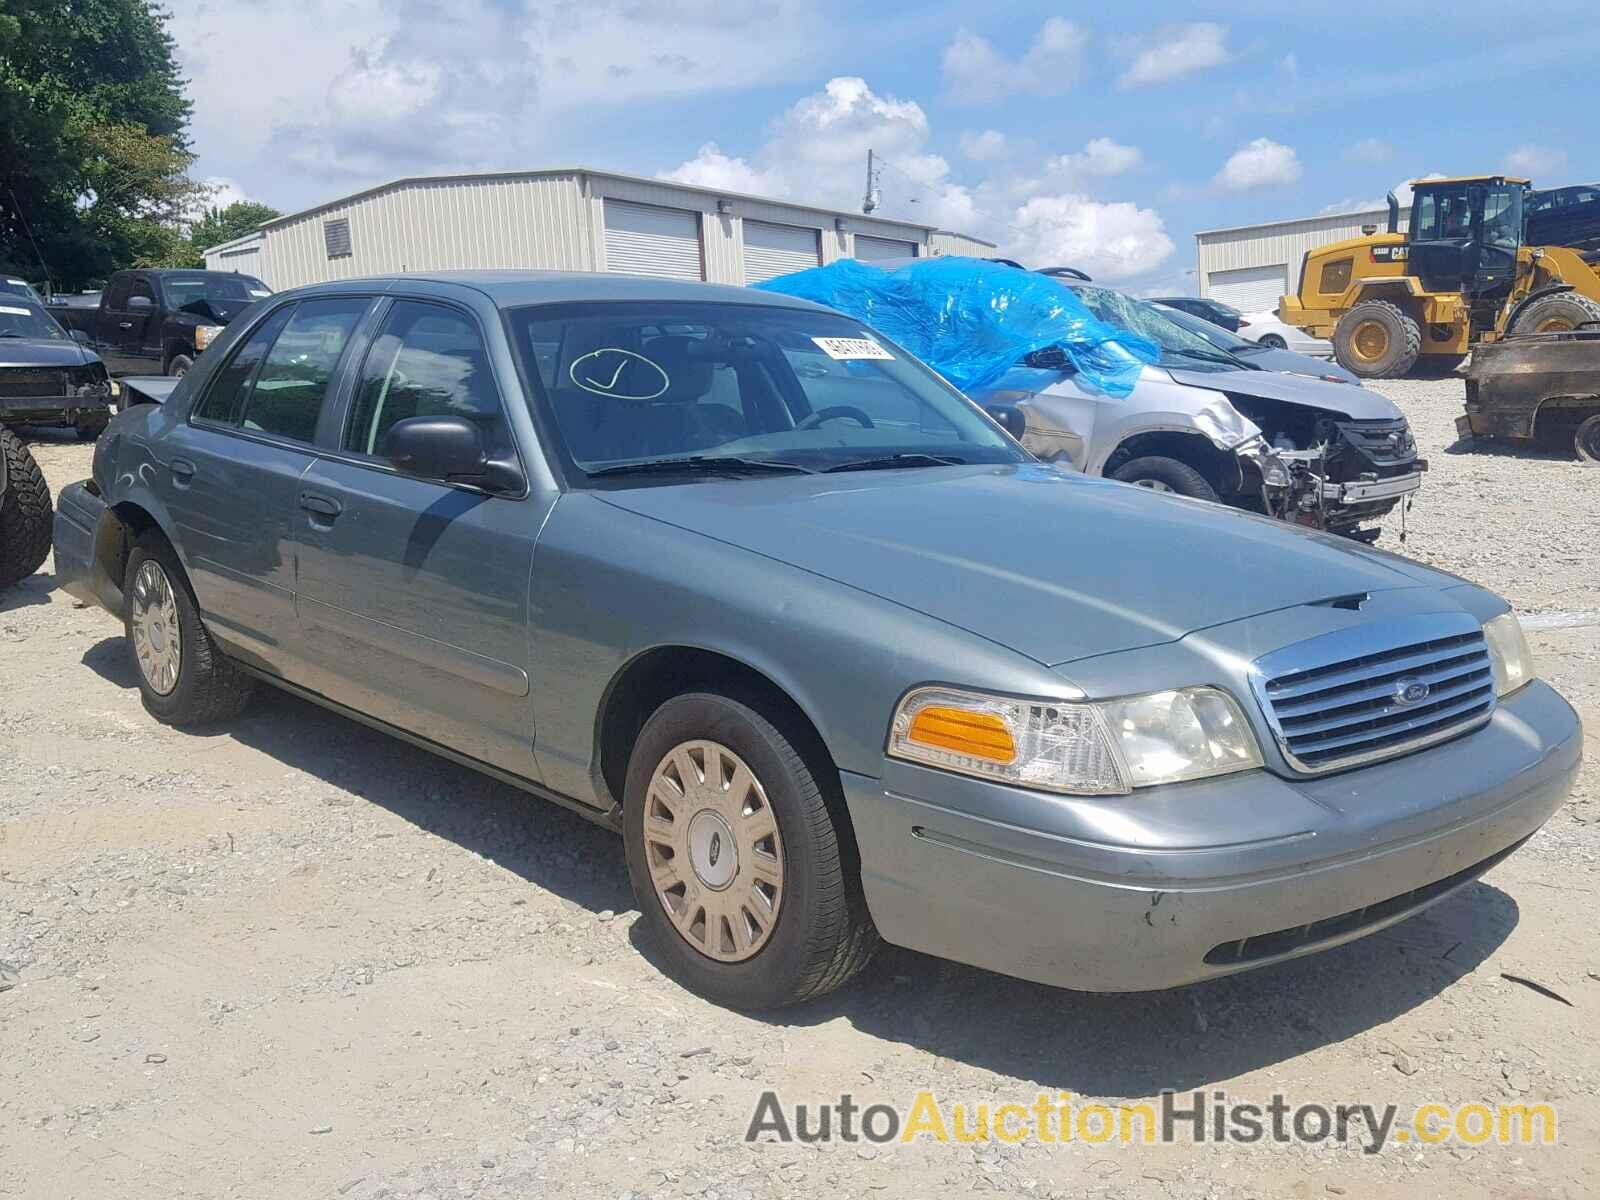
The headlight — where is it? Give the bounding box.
[68,364,111,396]
[194,324,224,351]
[1483,612,1536,697]
[888,684,1262,796]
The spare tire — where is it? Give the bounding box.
[0,428,53,589]
[1333,300,1422,378]
[1511,292,1600,335]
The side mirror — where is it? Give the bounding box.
[126,294,153,310]
[69,329,91,344]
[984,404,1028,441]
[378,415,523,493]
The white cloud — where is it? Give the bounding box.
[1047,138,1143,179]
[942,18,1087,103]
[1117,23,1230,89]
[1505,144,1568,178]
[663,76,1173,283]
[1392,173,1447,207]
[1008,194,1175,280]
[1344,137,1393,164]
[167,0,823,203]
[1318,198,1389,215]
[959,130,1010,162]
[1215,138,1303,190]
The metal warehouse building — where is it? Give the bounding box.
[203,166,994,292]
[1195,206,1411,312]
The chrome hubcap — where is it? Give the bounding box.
[1134,478,1174,493]
[130,560,182,695]
[643,740,784,962]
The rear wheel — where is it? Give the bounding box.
[0,428,52,589]
[123,534,255,725]
[1110,455,1219,502]
[1333,300,1422,378]
[623,691,877,1009]
[1576,413,1600,464]
[1512,293,1600,336]
[165,353,193,377]
[1257,333,1288,349]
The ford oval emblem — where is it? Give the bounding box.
[1394,678,1430,706]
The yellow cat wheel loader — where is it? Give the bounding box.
[1281,176,1600,378]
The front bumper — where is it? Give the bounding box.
[1323,470,1424,505]
[0,394,113,427]
[843,680,1580,992]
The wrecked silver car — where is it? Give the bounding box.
[981,285,1426,540]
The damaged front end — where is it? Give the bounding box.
[1230,408,1426,541]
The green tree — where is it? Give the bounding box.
[0,0,202,288]
[187,200,281,259]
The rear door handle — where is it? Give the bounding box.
[299,492,343,519]
[169,457,196,486]
[118,321,133,330]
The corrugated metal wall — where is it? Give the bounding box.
[203,232,266,284]
[260,173,593,288]
[248,170,956,292]
[928,231,999,258]
[1196,208,1410,297]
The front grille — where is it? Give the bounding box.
[1336,418,1416,471]
[1204,836,1527,966]
[0,367,69,398]
[1251,615,1496,774]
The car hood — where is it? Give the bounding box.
[1243,347,1361,386]
[597,464,1437,666]
[0,337,94,368]
[1166,364,1400,420]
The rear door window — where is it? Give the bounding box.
[237,297,370,443]
[193,305,296,425]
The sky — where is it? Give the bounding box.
[168,0,1599,295]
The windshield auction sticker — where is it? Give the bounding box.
[0,305,32,317]
[812,336,894,361]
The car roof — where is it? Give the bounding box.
[268,270,835,313]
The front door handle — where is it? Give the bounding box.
[299,492,343,520]
[118,321,134,330]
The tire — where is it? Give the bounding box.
[1511,293,1600,336]
[1576,413,1600,464]
[1109,455,1220,502]
[1257,333,1288,350]
[0,428,53,590]
[123,533,255,725]
[1333,300,1422,378]
[622,691,877,1009]
[165,353,193,377]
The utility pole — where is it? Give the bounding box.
[861,149,880,215]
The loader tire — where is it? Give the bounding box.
[1333,301,1422,378]
[1511,292,1600,336]
[0,428,53,590]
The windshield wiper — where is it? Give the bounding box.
[1171,347,1247,367]
[587,455,815,479]
[823,453,967,473]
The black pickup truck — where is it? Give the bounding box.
[48,268,271,377]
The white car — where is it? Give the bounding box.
[1238,311,1332,357]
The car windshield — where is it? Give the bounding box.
[510,300,1027,478]
[1155,304,1265,354]
[162,274,271,309]
[1070,286,1246,371]
[2,278,46,306]
[0,301,66,340]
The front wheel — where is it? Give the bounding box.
[1257,333,1288,350]
[1110,455,1219,501]
[1576,413,1600,464]
[623,691,877,1009]
[165,353,193,377]
[124,535,255,725]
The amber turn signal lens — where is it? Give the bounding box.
[905,705,1017,764]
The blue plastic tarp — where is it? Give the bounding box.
[753,256,1158,397]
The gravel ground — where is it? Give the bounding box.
[2,377,1596,1199]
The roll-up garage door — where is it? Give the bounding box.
[742,221,821,284]
[1205,265,1289,314]
[603,200,704,280]
[852,234,918,262]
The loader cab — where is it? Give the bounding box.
[1406,176,1527,302]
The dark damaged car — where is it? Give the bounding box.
[0,298,114,438]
